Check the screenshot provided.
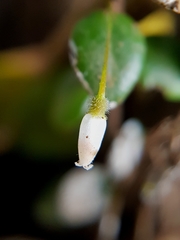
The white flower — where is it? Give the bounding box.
[154,0,179,13]
[107,119,144,180]
[75,113,107,170]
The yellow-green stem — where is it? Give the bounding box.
[97,11,111,99]
[88,11,111,117]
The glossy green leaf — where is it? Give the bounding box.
[70,11,146,104]
[140,37,180,101]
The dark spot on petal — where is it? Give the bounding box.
[86,136,88,138]
[167,1,178,10]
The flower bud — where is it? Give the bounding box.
[75,113,107,170]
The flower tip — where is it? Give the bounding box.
[75,161,94,170]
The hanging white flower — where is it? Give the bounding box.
[153,0,179,13]
[75,113,107,170]
[74,11,111,170]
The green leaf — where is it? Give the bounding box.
[140,37,180,101]
[48,68,88,131]
[15,79,73,160]
[70,11,146,104]
[15,69,88,160]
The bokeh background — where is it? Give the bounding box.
[1,0,180,240]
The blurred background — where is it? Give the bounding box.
[1,0,180,240]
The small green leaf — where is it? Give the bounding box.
[140,37,180,101]
[70,11,146,104]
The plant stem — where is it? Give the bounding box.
[88,10,111,117]
[97,11,111,100]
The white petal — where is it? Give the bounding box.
[75,113,107,170]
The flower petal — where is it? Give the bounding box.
[75,113,107,170]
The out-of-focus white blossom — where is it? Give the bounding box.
[75,113,107,170]
[56,166,107,227]
[107,119,144,181]
[98,211,121,240]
